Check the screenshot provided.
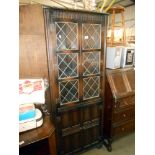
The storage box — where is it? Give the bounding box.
[19,103,36,121]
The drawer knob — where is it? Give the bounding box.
[123,114,126,117]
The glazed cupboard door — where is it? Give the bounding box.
[44,8,108,154]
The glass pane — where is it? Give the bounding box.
[57,53,78,79]
[59,79,79,104]
[83,52,100,76]
[82,24,101,49]
[56,22,78,50]
[83,76,100,100]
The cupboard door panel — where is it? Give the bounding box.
[83,129,92,147]
[83,104,100,124]
[83,107,91,123]
[71,133,81,151]
[62,132,81,154]
[61,109,81,129]
[91,105,100,120]
[61,112,71,129]
[83,126,100,147]
[59,79,79,105]
[57,53,79,79]
[82,24,101,50]
[71,110,81,127]
[83,76,100,100]
[55,22,78,50]
[62,136,70,154]
[91,126,100,142]
[82,52,100,76]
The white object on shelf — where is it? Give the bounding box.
[19,108,43,133]
[106,46,123,69]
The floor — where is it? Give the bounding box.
[81,133,135,155]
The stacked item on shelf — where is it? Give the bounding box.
[19,79,46,132]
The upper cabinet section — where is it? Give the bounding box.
[106,68,135,99]
[44,8,108,105]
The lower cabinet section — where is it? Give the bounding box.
[57,102,103,155]
[61,125,101,154]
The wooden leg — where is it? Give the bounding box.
[103,138,112,152]
[48,133,57,155]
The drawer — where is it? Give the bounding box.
[113,108,135,123]
[114,96,135,110]
[126,96,135,105]
[112,119,135,138]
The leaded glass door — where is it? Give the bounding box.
[55,21,80,105]
[55,21,103,154]
[55,21,82,154]
[81,23,103,149]
[82,23,102,101]
[56,23,102,105]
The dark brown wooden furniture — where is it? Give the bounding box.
[19,116,57,155]
[103,68,135,151]
[44,8,108,154]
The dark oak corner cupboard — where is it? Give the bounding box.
[44,7,108,154]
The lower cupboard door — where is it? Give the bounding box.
[62,126,100,154]
[62,132,81,154]
[83,126,100,148]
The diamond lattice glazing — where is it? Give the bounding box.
[56,22,78,50]
[83,76,100,100]
[82,24,101,49]
[83,52,100,76]
[59,80,79,104]
[57,53,78,79]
